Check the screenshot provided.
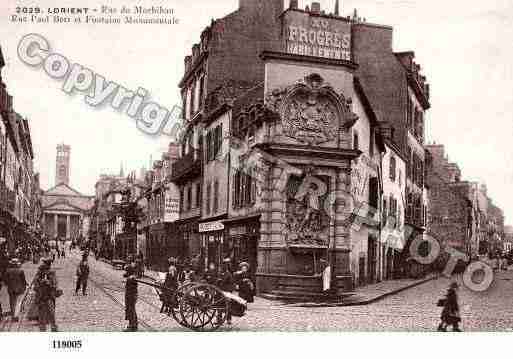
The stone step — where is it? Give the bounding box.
[261,289,355,303]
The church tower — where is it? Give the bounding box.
[56,144,71,186]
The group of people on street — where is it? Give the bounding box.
[157,257,255,327]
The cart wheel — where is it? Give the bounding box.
[178,284,229,331]
[170,283,196,326]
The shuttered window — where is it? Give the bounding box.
[368,177,379,209]
[382,198,388,227]
[195,183,201,209]
[213,180,219,213]
[206,182,211,215]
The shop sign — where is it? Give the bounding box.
[285,14,351,61]
[199,221,224,233]
[164,185,180,222]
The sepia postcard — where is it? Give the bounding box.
[0,0,512,354]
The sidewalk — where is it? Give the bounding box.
[284,274,439,307]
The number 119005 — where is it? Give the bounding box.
[52,340,82,350]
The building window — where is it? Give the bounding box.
[233,168,256,209]
[215,124,223,159]
[233,171,241,209]
[213,180,219,213]
[369,128,375,157]
[179,187,184,213]
[389,197,398,229]
[406,191,413,221]
[190,80,196,115]
[368,177,379,209]
[389,156,396,182]
[353,131,359,151]
[418,111,424,143]
[206,131,212,162]
[187,186,192,211]
[186,87,192,120]
[407,97,413,130]
[413,108,418,137]
[195,183,201,209]
[198,75,205,110]
[382,198,388,227]
[206,182,211,215]
[181,92,187,120]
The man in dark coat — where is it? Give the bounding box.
[218,259,235,325]
[160,258,178,314]
[75,256,90,295]
[0,238,9,320]
[438,282,461,332]
[4,258,27,321]
[34,258,59,332]
[124,262,138,331]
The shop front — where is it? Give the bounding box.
[176,216,200,267]
[0,209,15,252]
[199,219,225,273]
[223,215,260,278]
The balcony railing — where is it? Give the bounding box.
[169,150,202,183]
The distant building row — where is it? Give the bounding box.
[0,46,42,252]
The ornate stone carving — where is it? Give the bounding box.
[284,170,331,246]
[265,73,359,145]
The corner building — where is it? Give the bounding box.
[173,0,430,296]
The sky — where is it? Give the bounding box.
[0,0,512,225]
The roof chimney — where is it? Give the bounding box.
[289,0,298,9]
[311,2,321,14]
[334,0,340,15]
[352,8,358,21]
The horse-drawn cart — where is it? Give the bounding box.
[136,279,247,331]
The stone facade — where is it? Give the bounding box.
[170,0,436,296]
[42,145,93,243]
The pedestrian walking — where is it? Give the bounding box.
[179,264,196,286]
[218,259,235,325]
[0,238,10,320]
[123,262,138,332]
[160,258,178,314]
[235,262,254,303]
[438,282,462,332]
[75,256,90,296]
[34,258,62,332]
[4,258,28,322]
[204,262,217,286]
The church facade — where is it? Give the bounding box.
[41,144,93,242]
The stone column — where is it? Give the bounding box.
[66,215,71,240]
[54,214,58,238]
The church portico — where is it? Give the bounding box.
[43,211,82,240]
[41,144,94,244]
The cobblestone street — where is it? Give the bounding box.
[2,251,513,332]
